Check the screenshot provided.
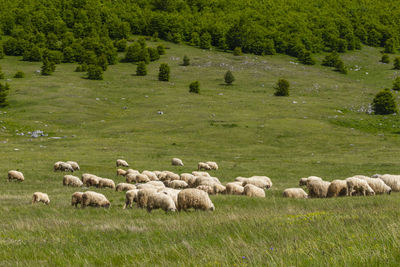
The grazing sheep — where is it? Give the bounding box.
[55,162,74,172]
[193,176,218,188]
[147,181,165,189]
[192,171,211,177]
[196,185,214,194]
[83,174,100,187]
[146,193,176,212]
[213,183,226,194]
[53,161,63,171]
[136,174,150,183]
[283,188,308,199]
[63,175,83,187]
[116,159,129,167]
[98,178,116,189]
[235,176,248,183]
[378,174,400,192]
[167,180,188,189]
[126,173,137,183]
[165,171,180,181]
[225,183,244,195]
[32,192,50,205]
[82,173,97,184]
[171,158,184,166]
[205,161,218,170]
[71,192,84,207]
[180,173,195,183]
[8,170,24,182]
[117,169,127,176]
[126,169,140,175]
[243,184,265,197]
[177,189,215,211]
[123,189,139,209]
[157,188,180,207]
[307,180,331,198]
[116,183,136,192]
[198,162,212,171]
[242,177,272,189]
[346,177,375,196]
[136,184,157,190]
[357,176,391,195]
[82,191,110,208]
[299,176,323,186]
[327,180,347,197]
[66,161,80,171]
[142,171,158,181]
[137,188,157,208]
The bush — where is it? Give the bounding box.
[385,38,397,54]
[381,54,390,64]
[183,55,190,66]
[158,63,170,81]
[233,47,242,56]
[115,39,127,52]
[394,57,400,70]
[0,44,4,59]
[22,46,42,62]
[157,44,166,55]
[372,89,397,115]
[63,47,75,63]
[0,83,10,107]
[148,47,160,61]
[298,50,315,65]
[200,32,211,49]
[87,65,103,80]
[274,79,290,96]
[14,71,25,78]
[0,66,4,79]
[322,52,340,67]
[335,60,347,74]
[136,61,147,76]
[224,70,235,85]
[75,63,88,72]
[189,81,200,93]
[137,37,146,48]
[41,58,55,76]
[97,55,108,71]
[393,77,400,91]
[124,43,142,62]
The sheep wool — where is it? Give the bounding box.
[146,193,177,212]
[142,171,158,181]
[346,177,375,196]
[171,158,184,166]
[32,192,50,205]
[198,162,212,171]
[117,169,127,176]
[307,180,331,198]
[205,161,218,170]
[243,184,265,198]
[63,175,83,187]
[116,159,129,167]
[66,161,80,171]
[137,188,157,208]
[379,174,400,192]
[357,176,391,195]
[123,189,139,209]
[116,183,136,192]
[327,180,347,198]
[82,191,110,208]
[8,170,24,182]
[283,188,308,199]
[71,192,84,207]
[157,188,180,207]
[168,180,188,189]
[98,178,116,189]
[225,183,244,195]
[177,189,215,211]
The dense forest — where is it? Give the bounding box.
[0,0,400,66]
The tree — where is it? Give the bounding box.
[97,55,108,71]
[148,47,160,61]
[0,83,10,107]
[381,54,390,64]
[115,39,127,52]
[322,52,340,67]
[224,70,235,85]
[0,66,4,79]
[394,57,400,70]
[233,47,242,56]
[157,44,165,55]
[200,32,211,49]
[385,38,398,54]
[136,61,147,76]
[274,79,290,96]
[190,32,200,46]
[335,60,347,74]
[298,50,315,65]
[189,81,200,93]
[137,37,146,48]
[62,47,75,63]
[124,43,142,62]
[87,65,103,80]
[393,77,400,91]
[158,63,170,81]
[41,58,55,75]
[0,44,4,59]
[183,55,190,66]
[372,89,397,115]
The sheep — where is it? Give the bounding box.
[180,173,194,182]
[378,174,400,192]
[142,171,158,181]
[196,185,214,194]
[126,172,137,183]
[71,192,84,207]
[171,158,184,166]
[82,191,110,208]
[307,180,331,198]
[53,161,63,171]
[213,183,226,194]
[346,177,375,196]
[116,183,136,192]
[116,159,129,167]
[327,180,347,197]
[198,162,212,170]
[147,181,165,189]
[117,169,127,176]
[242,177,272,189]
[32,192,50,205]
[357,176,391,195]
[193,176,218,188]
[98,178,116,189]
[157,188,180,207]
[299,176,323,186]
[146,193,176,212]
[225,183,244,195]
[136,184,157,190]
[123,189,139,209]
[55,162,74,172]
[137,188,157,208]
[283,188,308,199]
[192,171,211,177]
[167,180,188,189]
[243,184,265,197]
[63,175,83,187]
[136,174,150,183]
[8,170,24,182]
[177,189,215,211]
[66,161,80,171]
[165,171,180,181]
[126,169,140,175]
[205,161,218,170]
[82,174,100,187]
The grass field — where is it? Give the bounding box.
[1,41,400,266]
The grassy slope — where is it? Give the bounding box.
[1,42,400,266]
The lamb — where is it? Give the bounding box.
[116,159,129,167]
[63,175,83,187]
[177,189,215,211]
[242,177,272,189]
[116,183,136,192]
[157,188,180,207]
[167,180,188,189]
[146,193,176,212]
[137,188,157,208]
[283,188,308,199]
[32,192,50,205]
[192,171,211,177]
[225,183,244,195]
[82,191,110,208]
[243,184,265,197]
[123,189,139,209]
[356,176,391,194]
[71,192,84,207]
[307,180,331,198]
[66,161,80,171]
[142,171,158,181]
[198,162,212,170]
[98,178,116,189]
[346,177,375,196]
[205,161,218,170]
[377,174,400,192]
[8,170,24,182]
[117,169,127,176]
[327,180,347,197]
[299,176,322,186]
[171,158,184,166]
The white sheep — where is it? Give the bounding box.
[299,176,323,186]
[378,174,400,192]
[234,176,248,183]
[225,183,244,195]
[147,181,165,189]
[177,189,215,211]
[157,188,180,207]
[307,180,331,198]
[32,192,50,205]
[63,175,83,187]
[116,159,129,167]
[126,169,140,175]
[137,188,157,208]
[146,193,176,212]
[205,161,218,170]
[356,176,391,195]
[82,191,110,208]
[98,178,116,189]
[136,174,150,183]
[117,169,127,176]
[180,173,195,183]
[116,183,136,192]
[243,184,265,197]
[171,158,184,166]
[196,185,214,194]
[142,171,158,181]
[136,184,157,190]
[71,192,84,207]
[198,162,212,171]
[327,180,347,197]
[54,162,74,172]
[66,161,80,171]
[346,177,375,196]
[8,170,24,182]
[167,180,188,189]
[82,174,100,187]
[283,188,308,199]
[192,171,211,177]
[53,161,63,171]
[123,189,139,209]
[242,177,272,189]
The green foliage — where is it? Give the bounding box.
[384,38,398,54]
[335,60,347,74]
[372,89,397,115]
[136,61,147,76]
[147,47,159,62]
[41,58,55,76]
[0,82,10,107]
[0,66,4,79]
[233,47,242,56]
[224,70,235,85]
[393,77,400,91]
[190,32,200,46]
[14,71,25,78]
[0,44,4,59]
[322,52,340,67]
[22,46,42,62]
[137,37,147,48]
[124,43,149,63]
[87,65,103,80]
[158,63,170,81]
[115,39,127,52]
[75,63,88,72]
[183,55,190,66]
[274,79,290,96]
[394,57,400,70]
[298,50,315,65]
[189,81,200,93]
[157,44,166,55]
[200,32,211,50]
[381,54,390,64]
[62,47,75,63]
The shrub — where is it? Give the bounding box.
[124,43,142,62]
[148,47,160,61]
[335,60,347,74]
[189,81,200,93]
[0,83,10,107]
[62,47,75,63]
[394,57,400,70]
[224,70,235,85]
[157,44,165,55]
[115,39,127,52]
[43,50,63,64]
[0,44,4,59]
[14,71,25,78]
[381,54,390,64]
[87,65,103,80]
[41,58,55,75]
[385,38,397,54]
[322,52,340,67]
[183,55,190,66]
[158,63,170,81]
[136,61,147,76]
[393,77,400,91]
[298,50,315,65]
[137,37,146,48]
[372,89,397,115]
[274,79,290,96]
[75,63,88,72]
[190,32,200,46]
[97,54,108,71]
[0,66,4,79]
[233,47,242,56]
[200,32,211,49]
[22,46,42,62]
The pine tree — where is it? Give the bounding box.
[394,57,400,70]
[183,55,190,66]
[87,65,103,80]
[200,32,211,49]
[224,70,235,85]
[158,63,170,81]
[157,44,165,55]
[189,81,200,93]
[0,83,10,107]
[298,50,315,65]
[136,61,147,76]
[393,77,400,91]
[274,79,290,96]
[41,58,55,75]
[372,89,397,115]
